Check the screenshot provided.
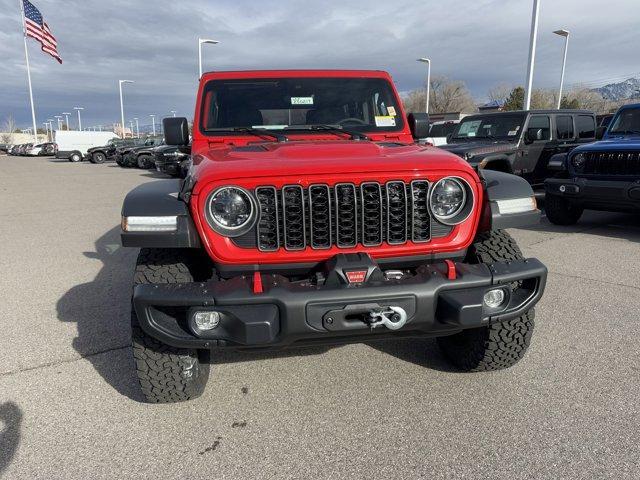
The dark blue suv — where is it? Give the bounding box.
[545,103,640,224]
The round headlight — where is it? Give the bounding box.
[571,153,586,170]
[430,177,467,222]
[206,186,256,236]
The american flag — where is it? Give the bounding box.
[22,0,61,64]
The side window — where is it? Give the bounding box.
[576,115,596,139]
[556,115,574,140]
[527,116,551,141]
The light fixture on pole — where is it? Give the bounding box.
[62,112,71,130]
[55,116,63,130]
[198,38,220,78]
[524,0,541,111]
[150,115,156,136]
[554,29,570,109]
[417,58,431,114]
[134,117,140,138]
[170,110,177,117]
[73,107,84,131]
[119,80,134,138]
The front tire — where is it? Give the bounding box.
[437,231,535,372]
[131,249,211,403]
[69,152,82,162]
[91,152,107,164]
[545,194,583,225]
[137,154,153,169]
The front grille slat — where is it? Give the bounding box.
[583,150,640,176]
[255,180,443,251]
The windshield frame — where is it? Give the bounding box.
[197,75,406,138]
[451,113,527,141]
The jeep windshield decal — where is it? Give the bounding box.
[199,77,403,137]
[452,114,525,140]
[608,107,640,136]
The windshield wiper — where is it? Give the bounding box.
[286,124,369,141]
[232,127,288,142]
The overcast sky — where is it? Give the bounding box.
[1,0,639,129]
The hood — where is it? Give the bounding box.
[576,137,640,153]
[440,140,517,158]
[192,140,474,187]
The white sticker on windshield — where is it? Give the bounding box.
[508,130,518,136]
[387,106,397,116]
[375,116,396,127]
[291,97,314,105]
[467,132,476,137]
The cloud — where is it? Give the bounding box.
[1,0,639,127]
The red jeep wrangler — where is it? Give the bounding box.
[121,70,547,403]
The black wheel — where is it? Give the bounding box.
[137,154,152,169]
[437,230,535,372]
[69,152,82,162]
[91,152,107,164]
[131,248,212,403]
[545,194,583,225]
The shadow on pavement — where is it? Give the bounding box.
[367,338,459,372]
[0,402,22,476]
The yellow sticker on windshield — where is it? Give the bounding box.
[387,106,397,116]
[375,116,396,127]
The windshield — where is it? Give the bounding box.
[429,122,458,138]
[608,108,640,135]
[200,77,403,135]
[452,114,525,140]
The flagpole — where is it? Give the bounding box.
[19,0,39,144]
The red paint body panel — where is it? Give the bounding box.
[187,70,484,266]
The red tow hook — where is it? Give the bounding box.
[444,260,457,280]
[253,271,264,294]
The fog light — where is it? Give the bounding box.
[484,289,506,309]
[194,311,220,330]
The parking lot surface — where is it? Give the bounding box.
[0,155,638,479]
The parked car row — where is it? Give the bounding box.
[2,142,58,156]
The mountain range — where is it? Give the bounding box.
[593,77,640,101]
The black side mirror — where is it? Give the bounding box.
[163,117,190,146]
[523,131,534,145]
[596,126,607,140]
[408,113,430,140]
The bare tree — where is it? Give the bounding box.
[487,84,512,106]
[1,115,16,144]
[403,76,477,114]
[562,88,613,114]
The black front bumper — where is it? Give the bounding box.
[546,177,640,212]
[133,256,547,350]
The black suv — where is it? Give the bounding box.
[441,110,598,188]
[86,138,134,164]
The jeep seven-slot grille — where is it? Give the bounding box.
[255,181,432,251]
[582,151,640,176]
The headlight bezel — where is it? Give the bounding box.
[204,185,257,237]
[571,152,586,171]
[429,176,475,226]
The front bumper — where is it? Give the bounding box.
[546,177,640,212]
[133,256,547,350]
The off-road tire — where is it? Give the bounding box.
[437,230,535,372]
[545,194,583,225]
[91,152,107,164]
[137,154,153,169]
[131,248,211,403]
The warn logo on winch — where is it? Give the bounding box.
[345,270,368,284]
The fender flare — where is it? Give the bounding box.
[120,179,201,248]
[479,169,540,231]
[477,154,514,173]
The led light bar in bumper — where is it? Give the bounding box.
[122,216,178,232]
[496,197,537,215]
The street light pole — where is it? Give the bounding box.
[119,80,134,138]
[150,115,156,136]
[198,38,220,78]
[170,110,177,117]
[43,122,49,141]
[554,29,570,109]
[62,112,71,130]
[55,116,63,130]
[134,117,140,138]
[417,58,431,114]
[524,0,541,111]
[73,107,84,131]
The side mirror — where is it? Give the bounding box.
[408,113,430,140]
[523,131,534,145]
[596,126,607,140]
[163,117,190,146]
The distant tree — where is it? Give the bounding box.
[560,97,580,109]
[530,89,555,109]
[487,84,512,107]
[562,88,612,113]
[503,87,524,111]
[1,115,17,143]
[403,76,477,114]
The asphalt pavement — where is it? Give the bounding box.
[0,155,638,479]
